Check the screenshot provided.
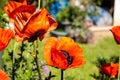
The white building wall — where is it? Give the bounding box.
[113,0,120,25]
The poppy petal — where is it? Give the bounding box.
[44,37,58,66]
[10,5,36,19]
[51,48,68,69]
[4,1,27,16]
[110,26,120,44]
[100,63,119,77]
[48,15,58,31]
[12,0,32,3]
[0,28,13,51]
[0,69,9,80]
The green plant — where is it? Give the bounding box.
[0,0,10,28]
[56,6,86,23]
[90,56,119,80]
[56,5,92,43]
[0,9,9,28]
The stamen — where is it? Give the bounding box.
[60,50,73,65]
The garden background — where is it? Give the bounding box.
[0,0,119,80]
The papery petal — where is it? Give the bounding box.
[4,1,27,16]
[0,69,9,80]
[47,15,58,31]
[10,5,36,19]
[51,48,68,69]
[0,28,13,51]
[100,63,119,77]
[12,0,32,3]
[13,11,33,37]
[110,26,120,44]
[44,37,58,66]
[68,45,85,68]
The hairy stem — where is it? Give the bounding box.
[118,52,120,80]
[33,40,41,80]
[12,42,18,80]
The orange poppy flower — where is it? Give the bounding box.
[0,28,13,51]
[44,37,86,70]
[4,1,57,42]
[0,69,9,80]
[100,63,119,78]
[110,26,120,44]
[13,8,57,42]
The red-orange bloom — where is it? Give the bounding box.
[110,26,120,44]
[0,28,13,51]
[14,8,57,42]
[4,1,57,42]
[100,63,119,78]
[0,69,9,80]
[44,37,86,70]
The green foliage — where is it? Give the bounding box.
[42,0,56,10]
[0,0,9,8]
[90,56,119,80]
[0,9,8,28]
[55,5,90,43]
[56,6,86,23]
[92,0,102,6]
[2,39,55,80]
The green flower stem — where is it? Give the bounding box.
[0,51,4,69]
[33,40,41,80]
[12,42,18,80]
[117,46,120,80]
[40,0,43,8]
[38,0,43,9]
[38,0,40,9]
[34,55,41,80]
[61,70,64,80]
[12,56,15,80]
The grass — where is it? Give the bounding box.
[2,36,120,80]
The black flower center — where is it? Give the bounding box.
[60,50,73,65]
